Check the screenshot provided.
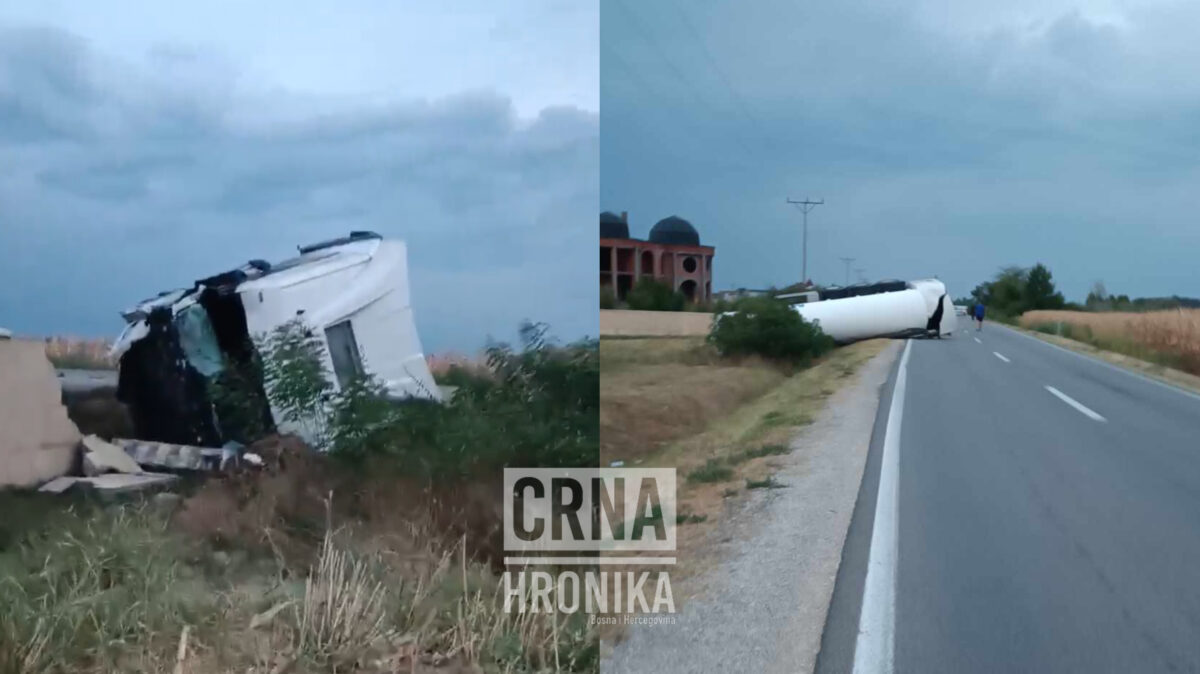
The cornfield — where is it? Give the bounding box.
[1020,309,1200,374]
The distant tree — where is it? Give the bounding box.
[987,266,1028,315]
[1085,280,1109,311]
[1023,263,1065,311]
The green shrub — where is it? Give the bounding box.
[687,459,733,483]
[599,286,616,309]
[626,278,686,312]
[707,297,835,363]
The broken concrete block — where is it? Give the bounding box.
[38,476,80,493]
[82,434,145,475]
[114,438,228,471]
[39,472,179,495]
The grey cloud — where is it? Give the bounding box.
[602,0,1200,302]
[0,25,597,351]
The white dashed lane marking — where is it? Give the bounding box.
[1045,385,1107,422]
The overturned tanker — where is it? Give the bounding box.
[111,231,441,447]
[793,278,956,344]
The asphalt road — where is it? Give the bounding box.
[819,324,1200,674]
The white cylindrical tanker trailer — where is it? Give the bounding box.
[794,288,929,343]
[908,279,956,337]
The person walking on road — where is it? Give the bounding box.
[974,302,985,331]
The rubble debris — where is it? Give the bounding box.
[113,231,441,448]
[38,472,179,494]
[81,434,145,475]
[0,336,81,487]
[114,438,236,472]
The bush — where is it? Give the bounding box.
[625,278,685,312]
[707,297,835,363]
[599,286,616,309]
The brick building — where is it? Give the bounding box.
[600,211,715,303]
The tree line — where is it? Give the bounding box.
[955,264,1200,318]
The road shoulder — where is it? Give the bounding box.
[603,340,902,673]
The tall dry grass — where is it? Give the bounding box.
[1021,309,1200,374]
[0,494,596,674]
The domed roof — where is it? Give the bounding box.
[649,216,700,246]
[600,211,629,239]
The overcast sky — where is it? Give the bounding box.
[602,0,1200,301]
[0,0,598,351]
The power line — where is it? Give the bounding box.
[665,0,771,156]
[786,197,824,285]
[602,43,750,175]
[610,0,759,165]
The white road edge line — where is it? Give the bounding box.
[993,351,1010,363]
[1045,385,1107,422]
[852,339,910,674]
[974,337,982,344]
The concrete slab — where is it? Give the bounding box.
[38,472,178,494]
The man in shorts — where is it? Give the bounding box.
[974,302,985,331]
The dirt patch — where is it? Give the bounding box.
[600,338,787,464]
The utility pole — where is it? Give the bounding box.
[839,257,856,286]
[786,197,823,286]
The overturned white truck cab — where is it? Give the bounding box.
[792,278,956,344]
[111,232,440,447]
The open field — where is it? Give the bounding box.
[1021,309,1200,374]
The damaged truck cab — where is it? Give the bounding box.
[111,231,440,447]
